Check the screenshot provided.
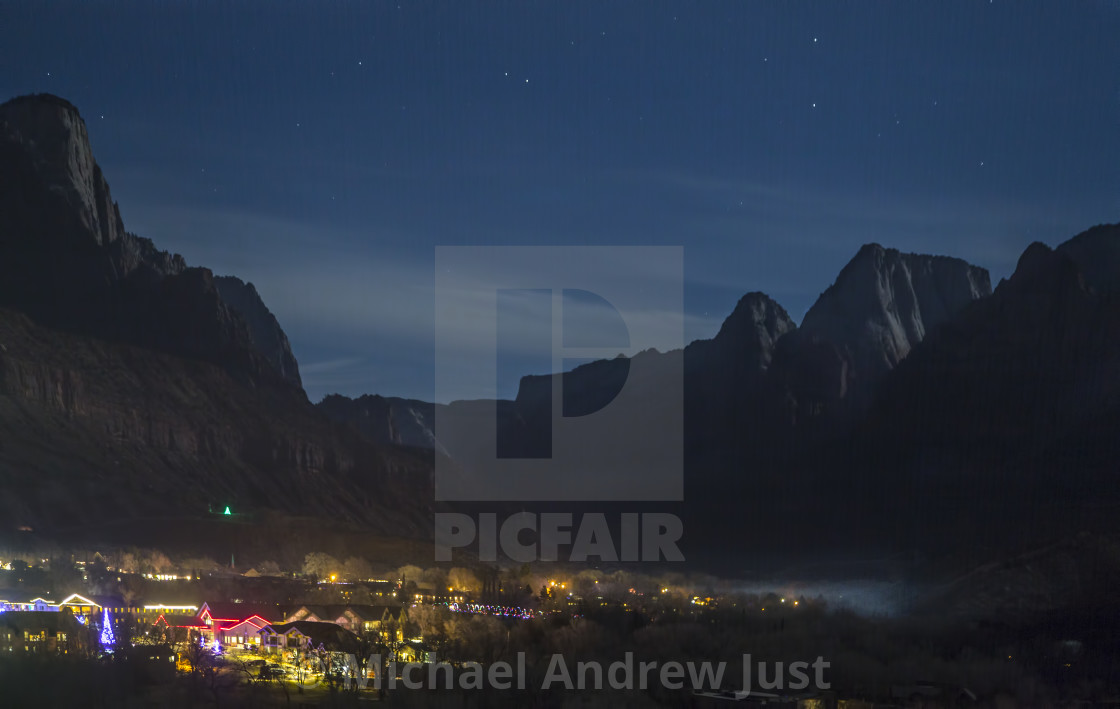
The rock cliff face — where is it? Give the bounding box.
[314,222,1120,557]
[801,244,991,373]
[782,244,991,418]
[689,292,796,391]
[322,247,990,471]
[0,94,127,249]
[214,276,302,388]
[0,95,191,297]
[11,91,1114,560]
[0,94,429,534]
[0,306,433,534]
[318,394,440,452]
[1054,222,1120,293]
[678,293,797,466]
[834,227,1120,554]
[860,228,1120,473]
[0,94,288,386]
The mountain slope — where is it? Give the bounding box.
[0,93,431,536]
[801,243,991,378]
[321,248,992,479]
[318,394,440,452]
[769,244,991,436]
[859,229,1120,474]
[213,275,302,388]
[841,226,1120,553]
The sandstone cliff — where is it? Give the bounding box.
[0,94,430,535]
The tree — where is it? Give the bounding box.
[257,560,283,577]
[397,564,423,598]
[420,566,448,591]
[302,552,339,581]
[448,567,480,593]
[352,628,389,699]
[341,556,373,583]
[443,615,508,665]
[144,550,173,575]
[99,608,115,651]
[181,633,239,706]
[116,551,139,573]
[575,569,605,596]
[408,605,449,644]
[396,564,423,585]
[179,556,220,578]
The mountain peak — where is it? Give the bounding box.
[1,92,82,114]
[0,93,304,390]
[854,241,888,257]
[800,244,991,383]
[715,291,794,342]
[1055,222,1120,293]
[1,93,123,248]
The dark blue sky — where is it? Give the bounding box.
[6,1,1119,401]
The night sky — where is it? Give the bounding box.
[5,2,1119,402]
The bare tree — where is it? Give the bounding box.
[448,567,480,592]
[303,552,340,581]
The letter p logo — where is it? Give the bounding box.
[434,246,683,501]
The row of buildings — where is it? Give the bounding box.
[156,602,418,654]
[0,591,428,661]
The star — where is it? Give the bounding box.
[811,103,817,108]
[813,37,818,43]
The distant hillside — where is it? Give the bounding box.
[5,93,1117,566]
[323,223,1120,562]
[0,93,432,536]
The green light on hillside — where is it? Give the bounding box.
[223,506,232,515]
